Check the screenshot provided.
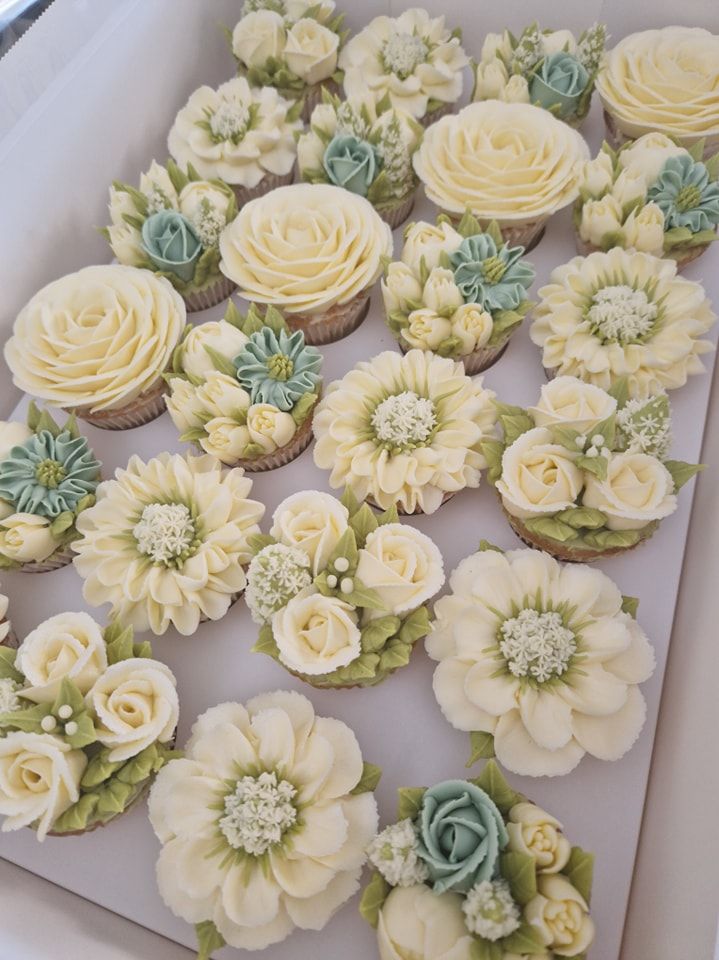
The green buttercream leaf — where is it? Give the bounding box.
[500,919,547,954]
[350,762,382,795]
[499,851,537,906]
[95,778,135,818]
[105,624,136,665]
[223,299,245,330]
[81,748,124,789]
[438,249,453,270]
[480,440,505,485]
[582,528,640,549]
[166,158,189,194]
[264,305,289,336]
[378,641,412,672]
[0,701,50,731]
[0,555,21,570]
[466,730,495,766]
[607,376,630,408]
[179,428,208,443]
[52,678,85,717]
[65,712,97,749]
[327,527,359,573]
[686,139,705,162]
[241,442,265,459]
[663,460,703,491]
[576,454,608,481]
[0,647,23,683]
[469,940,503,960]
[398,606,431,645]
[548,424,582,451]
[488,310,523,346]
[523,516,577,543]
[418,255,430,286]
[343,578,387,612]
[36,409,62,438]
[478,540,504,553]
[621,595,639,618]
[360,615,400,653]
[456,208,484,238]
[340,487,361,515]
[204,345,237,378]
[116,744,161,785]
[248,533,277,554]
[26,400,42,432]
[359,871,390,929]
[335,652,379,682]
[704,151,719,181]
[377,504,400,526]
[436,335,463,358]
[663,226,694,249]
[564,845,595,903]
[75,493,96,514]
[133,640,153,659]
[196,920,226,960]
[500,413,535,445]
[291,392,317,426]
[554,506,607,530]
[49,511,75,538]
[349,502,379,546]
[397,786,426,821]
[485,219,504,246]
[252,624,280,658]
[470,759,522,815]
[50,794,99,834]
[687,228,718,247]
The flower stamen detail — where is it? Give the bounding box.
[382,32,429,79]
[34,459,66,489]
[481,255,507,284]
[219,771,297,855]
[499,609,576,682]
[133,502,198,567]
[267,353,294,381]
[208,101,250,144]
[676,183,702,212]
[587,285,657,343]
[372,391,437,449]
[366,818,430,887]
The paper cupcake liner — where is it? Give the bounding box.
[603,109,719,158]
[233,410,315,472]
[284,290,371,345]
[182,274,236,313]
[441,210,547,252]
[70,378,167,431]
[300,78,340,122]
[18,543,76,574]
[231,170,294,208]
[378,191,416,230]
[366,491,456,516]
[396,337,510,374]
[422,102,455,127]
[575,232,714,271]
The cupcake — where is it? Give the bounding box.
[574,135,719,269]
[4,265,185,430]
[339,8,468,126]
[246,489,444,688]
[596,27,719,157]
[530,247,717,397]
[229,0,347,121]
[427,544,656,775]
[219,183,392,344]
[0,405,101,573]
[362,763,595,959]
[486,377,700,561]
[0,613,178,839]
[382,214,535,374]
[105,159,238,312]
[297,91,423,229]
[167,76,301,208]
[313,349,498,514]
[165,301,322,471]
[473,23,607,128]
[414,101,588,250]
[72,452,264,635]
[149,689,379,953]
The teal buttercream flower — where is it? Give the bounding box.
[530,51,589,118]
[415,779,508,894]
[647,154,719,232]
[141,210,202,282]
[450,234,535,311]
[233,328,322,411]
[323,135,381,197]
[0,430,101,519]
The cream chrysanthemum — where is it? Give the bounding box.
[413,101,588,221]
[313,350,497,514]
[72,453,264,636]
[427,548,655,777]
[339,8,468,120]
[530,248,716,398]
[148,690,378,952]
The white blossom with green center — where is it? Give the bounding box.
[366,818,430,887]
[209,100,250,143]
[133,502,199,567]
[372,391,437,449]
[189,199,226,248]
[219,771,298,855]
[382,32,429,78]
[462,879,521,940]
[499,609,577,683]
[0,678,20,715]
[245,543,313,624]
[587,285,657,343]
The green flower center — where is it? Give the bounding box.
[219,771,297,855]
[481,256,507,284]
[676,183,702,212]
[382,32,429,79]
[371,391,437,450]
[133,502,199,567]
[266,353,294,381]
[35,459,66,489]
[209,100,250,143]
[586,284,658,344]
[499,609,576,683]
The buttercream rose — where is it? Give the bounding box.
[416,780,508,893]
[0,732,87,840]
[272,589,361,674]
[231,9,286,68]
[323,135,379,197]
[582,452,677,530]
[356,524,444,615]
[578,195,623,247]
[0,421,31,460]
[16,612,108,704]
[0,514,59,563]
[195,372,251,419]
[507,802,571,874]
[617,132,686,185]
[199,418,251,464]
[495,428,584,519]
[525,875,595,957]
[284,19,339,85]
[88,658,179,763]
[530,52,588,119]
[529,377,617,432]
[401,309,452,351]
[401,221,463,273]
[450,304,493,353]
[382,262,424,314]
[246,404,296,453]
[270,491,349,575]
[377,884,474,960]
[141,211,202,283]
[181,321,249,382]
[422,268,463,313]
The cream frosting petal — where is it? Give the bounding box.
[493,710,585,778]
[571,686,647,761]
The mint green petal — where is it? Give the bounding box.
[323,135,380,198]
[141,211,202,282]
[648,154,719,232]
[233,327,322,411]
[530,52,588,118]
[450,235,534,311]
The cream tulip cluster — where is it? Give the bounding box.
[246,489,444,687]
[0,614,178,839]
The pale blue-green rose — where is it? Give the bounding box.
[647,154,719,233]
[530,51,589,119]
[141,210,202,282]
[233,327,322,411]
[323,134,380,197]
[450,234,535,311]
[415,779,508,894]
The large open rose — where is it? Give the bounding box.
[495,427,583,519]
[284,19,339,85]
[231,10,286,68]
[529,377,617,432]
[377,884,474,960]
[270,491,349,575]
[16,612,107,704]
[582,452,677,530]
[272,590,361,675]
[356,524,444,615]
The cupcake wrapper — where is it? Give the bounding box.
[366,491,456,516]
[182,274,236,313]
[70,378,168,431]
[379,191,416,230]
[284,290,371,345]
[440,210,547,252]
[422,102,455,127]
[232,411,315,472]
[18,544,76,574]
[575,232,714,271]
[232,170,295,208]
[397,337,510,374]
[603,109,719,158]
[300,78,340,122]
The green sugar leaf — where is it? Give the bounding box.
[50,793,99,834]
[397,786,426,821]
[621,595,639,618]
[350,762,382,795]
[327,527,359,572]
[576,454,608,481]
[436,335,463,358]
[554,506,607,530]
[377,504,399,525]
[340,487,361,515]
[0,647,23,683]
[663,460,704,492]
[500,413,535,445]
[26,400,42,432]
[488,310,523,346]
[252,624,280,658]
[480,439,505,485]
[95,778,135,818]
[349,502,379,546]
[52,678,86,717]
[291,392,318,426]
[471,759,522,815]
[466,730,495,766]
[457,208,484,238]
[0,701,50,732]
[196,920,226,960]
[49,510,76,538]
[65,712,97,750]
[360,615,401,653]
[500,919,547,954]
[499,851,537,906]
[470,940,503,960]
[398,606,431,645]
[223,298,245,330]
[105,624,136,664]
[564,845,595,903]
[581,528,641,550]
[378,642,412,673]
[116,744,161,785]
[343,579,387,612]
[81,748,124,789]
[359,872,390,929]
[264,304,289,336]
[523,516,577,543]
[203,345,237,378]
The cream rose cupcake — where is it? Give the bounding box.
[596,27,719,157]
[0,405,101,573]
[382,215,535,374]
[105,159,238,312]
[0,589,12,647]
[313,349,497,514]
[473,24,607,128]
[4,265,185,430]
[427,545,655,776]
[361,762,595,958]
[230,0,347,120]
[168,76,301,208]
[246,489,444,688]
[483,377,701,561]
[413,101,589,250]
[219,183,392,344]
[530,247,717,398]
[340,8,468,126]
[149,690,379,953]
[165,301,322,471]
[0,614,178,839]
[72,453,264,636]
[297,92,423,229]
[573,135,719,269]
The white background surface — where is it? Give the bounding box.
[1,2,719,959]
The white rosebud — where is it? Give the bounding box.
[400,308,452,351]
[178,181,231,224]
[500,74,530,103]
[107,222,144,267]
[232,10,287,69]
[578,151,614,199]
[541,29,578,57]
[381,261,423,314]
[422,268,463,313]
[107,185,136,227]
[297,130,327,174]
[618,132,687,186]
[473,59,509,101]
[195,371,251,419]
[480,30,513,65]
[401,221,463,274]
[450,303,493,353]
[611,169,647,212]
[181,320,249,381]
[139,160,179,209]
[246,403,296,453]
[621,202,665,255]
[0,514,59,564]
[284,19,339,85]
[578,195,624,247]
[165,378,207,433]
[199,418,251,465]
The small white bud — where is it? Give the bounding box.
[326,574,338,588]
[64,721,79,737]
[58,704,73,720]
[40,716,57,732]
[575,435,587,449]
[334,557,350,573]
[585,446,598,458]
[340,577,354,594]
[591,434,604,446]
[601,447,610,458]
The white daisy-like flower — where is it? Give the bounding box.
[427,548,656,777]
[530,248,716,399]
[148,690,378,951]
[72,453,264,636]
[313,349,497,514]
[245,543,313,624]
[367,818,429,887]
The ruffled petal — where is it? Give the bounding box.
[494,710,585,777]
[571,686,647,761]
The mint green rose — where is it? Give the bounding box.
[141,210,202,282]
[322,135,380,198]
[415,779,508,894]
[530,52,589,119]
